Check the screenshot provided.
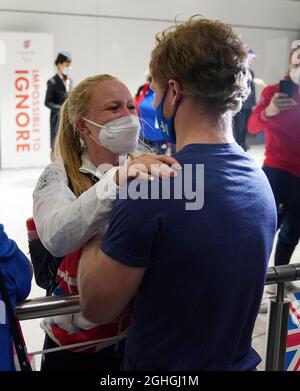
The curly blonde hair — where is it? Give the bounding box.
[150,17,250,114]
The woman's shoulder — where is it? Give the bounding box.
[34,158,68,193]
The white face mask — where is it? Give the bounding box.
[83,114,141,154]
[62,66,71,76]
[289,67,300,85]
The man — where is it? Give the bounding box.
[248,47,300,295]
[45,51,73,156]
[79,17,277,370]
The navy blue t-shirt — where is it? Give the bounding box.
[101,143,277,370]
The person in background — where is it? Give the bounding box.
[79,17,277,370]
[248,47,300,295]
[45,51,73,158]
[34,74,180,370]
[135,74,168,155]
[233,45,257,151]
[0,225,32,371]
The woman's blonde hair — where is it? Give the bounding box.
[54,74,116,197]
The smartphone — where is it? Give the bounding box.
[279,80,294,97]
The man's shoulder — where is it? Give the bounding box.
[115,178,167,213]
[113,173,194,217]
[47,74,60,85]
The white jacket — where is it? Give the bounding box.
[33,152,120,257]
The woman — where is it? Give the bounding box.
[33,74,179,370]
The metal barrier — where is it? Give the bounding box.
[264,263,300,371]
[15,263,300,371]
[16,294,79,320]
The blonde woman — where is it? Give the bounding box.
[33,74,179,370]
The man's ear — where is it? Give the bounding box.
[168,79,182,105]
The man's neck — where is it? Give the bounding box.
[57,71,68,80]
[174,99,235,152]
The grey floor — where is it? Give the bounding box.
[0,144,299,370]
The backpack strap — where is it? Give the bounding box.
[0,269,32,371]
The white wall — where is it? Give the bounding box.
[0,0,299,94]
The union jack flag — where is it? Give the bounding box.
[285,292,300,371]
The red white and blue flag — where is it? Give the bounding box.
[285,292,300,371]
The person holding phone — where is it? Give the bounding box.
[248,47,300,295]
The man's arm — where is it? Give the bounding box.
[79,180,162,324]
[78,235,145,324]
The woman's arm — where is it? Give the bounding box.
[33,159,119,257]
[33,155,181,257]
